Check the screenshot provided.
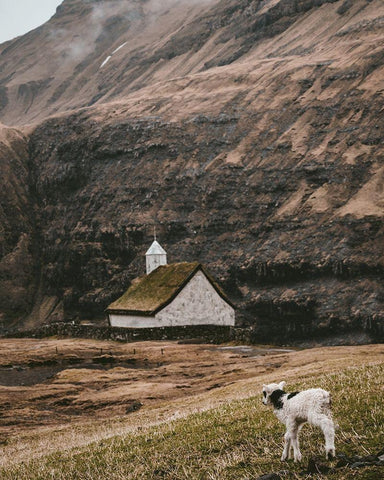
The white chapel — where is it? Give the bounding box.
[107,239,235,328]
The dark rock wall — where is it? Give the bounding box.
[0,127,38,329]
[22,93,384,339]
[0,0,383,341]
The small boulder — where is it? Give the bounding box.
[350,462,368,469]
[255,474,281,480]
[126,400,143,414]
[306,457,333,475]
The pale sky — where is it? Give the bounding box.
[0,0,62,44]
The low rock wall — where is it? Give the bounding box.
[4,320,383,346]
[7,323,232,344]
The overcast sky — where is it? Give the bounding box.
[0,0,62,44]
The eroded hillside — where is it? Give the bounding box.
[0,124,37,330]
[0,0,383,338]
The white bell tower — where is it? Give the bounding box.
[145,231,167,274]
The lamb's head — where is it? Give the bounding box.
[262,381,286,405]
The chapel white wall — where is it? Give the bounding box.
[109,314,157,328]
[155,270,235,327]
[146,254,167,275]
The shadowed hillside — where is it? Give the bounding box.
[0,0,383,338]
[0,124,37,329]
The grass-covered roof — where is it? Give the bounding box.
[107,262,233,316]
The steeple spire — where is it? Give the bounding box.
[145,234,167,274]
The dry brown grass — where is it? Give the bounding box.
[1,357,383,479]
[0,339,383,472]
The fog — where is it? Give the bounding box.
[0,0,216,45]
[44,0,217,66]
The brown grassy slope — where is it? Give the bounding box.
[0,0,383,127]
[0,0,221,126]
[0,339,383,468]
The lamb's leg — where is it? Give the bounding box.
[313,415,335,459]
[282,421,302,462]
[291,426,302,462]
[281,430,291,461]
[290,424,302,462]
[288,442,294,460]
[323,418,336,460]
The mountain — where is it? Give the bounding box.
[1,0,225,126]
[0,123,36,330]
[0,0,383,341]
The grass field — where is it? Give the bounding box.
[1,354,383,479]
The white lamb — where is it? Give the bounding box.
[262,381,336,462]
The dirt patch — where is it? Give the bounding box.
[0,359,151,387]
[0,337,297,441]
[0,337,274,436]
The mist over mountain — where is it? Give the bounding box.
[0,0,383,341]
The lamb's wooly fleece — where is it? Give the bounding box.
[262,381,336,462]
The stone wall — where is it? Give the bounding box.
[5,318,382,346]
[7,323,232,344]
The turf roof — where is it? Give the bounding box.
[107,262,233,316]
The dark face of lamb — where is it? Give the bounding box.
[262,381,286,407]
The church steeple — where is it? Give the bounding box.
[145,234,167,274]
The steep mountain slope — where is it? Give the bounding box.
[1,0,382,126]
[0,0,222,125]
[0,124,37,329]
[0,0,383,339]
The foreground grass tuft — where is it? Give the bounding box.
[2,363,383,479]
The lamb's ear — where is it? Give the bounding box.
[279,381,286,390]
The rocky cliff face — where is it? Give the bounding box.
[0,124,37,329]
[0,0,383,340]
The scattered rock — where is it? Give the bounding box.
[255,473,281,480]
[125,400,142,414]
[330,451,384,472]
[376,447,384,459]
[335,454,350,468]
[361,455,379,463]
[305,457,333,475]
[152,469,169,477]
[350,461,368,469]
